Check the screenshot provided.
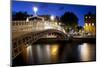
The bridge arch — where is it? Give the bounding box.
[12,29,67,59]
[34,29,67,40]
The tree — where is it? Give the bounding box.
[12,11,30,20]
[60,12,79,31]
[76,26,83,32]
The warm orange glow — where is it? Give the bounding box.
[89,23,91,26]
[85,23,88,26]
[84,22,96,34]
[51,45,59,56]
[51,44,59,63]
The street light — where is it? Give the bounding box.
[50,15,55,21]
[59,22,61,25]
[33,6,38,16]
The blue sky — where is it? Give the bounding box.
[12,1,96,26]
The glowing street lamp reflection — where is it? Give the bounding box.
[51,44,59,56]
[27,45,33,63]
[36,44,51,63]
[78,43,90,61]
[51,44,59,62]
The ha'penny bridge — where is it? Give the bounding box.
[12,28,69,59]
[12,15,69,59]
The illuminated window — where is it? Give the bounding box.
[89,23,91,26]
[92,23,94,26]
[85,23,88,26]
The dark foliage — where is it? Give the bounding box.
[12,11,31,21]
[60,12,78,27]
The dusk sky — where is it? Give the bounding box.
[12,1,96,26]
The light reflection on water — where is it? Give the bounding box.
[78,43,96,61]
[35,44,51,64]
[13,42,96,66]
[51,44,59,63]
[27,45,33,64]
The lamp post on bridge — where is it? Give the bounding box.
[33,6,38,16]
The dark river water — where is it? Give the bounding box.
[13,42,96,66]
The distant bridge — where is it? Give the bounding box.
[12,29,67,59]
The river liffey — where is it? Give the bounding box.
[12,42,96,66]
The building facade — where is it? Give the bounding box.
[84,12,96,35]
